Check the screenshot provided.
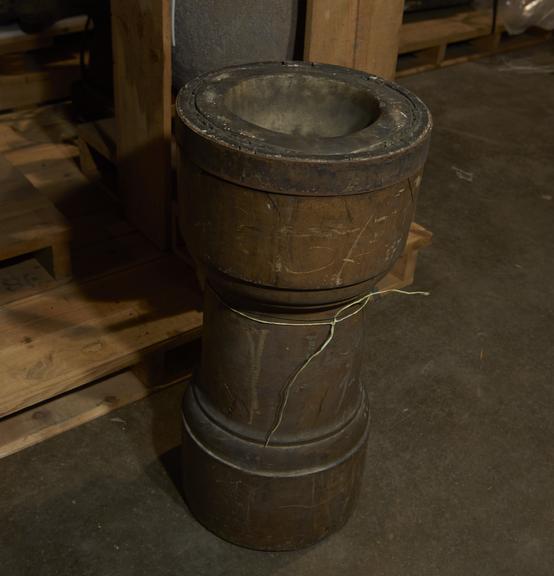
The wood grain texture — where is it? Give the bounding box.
[0,256,202,418]
[0,364,194,460]
[4,142,109,220]
[354,0,404,79]
[399,9,493,54]
[0,153,50,218]
[0,258,57,306]
[111,0,172,249]
[0,371,152,459]
[0,153,71,281]
[0,103,77,149]
[0,103,203,428]
[304,0,404,79]
[304,0,360,68]
[0,52,80,112]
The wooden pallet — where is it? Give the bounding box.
[0,48,81,112]
[0,371,154,459]
[0,254,202,418]
[0,335,198,460]
[0,16,86,57]
[0,104,203,454]
[0,152,71,304]
[400,8,494,54]
[77,115,178,179]
[0,17,85,112]
[397,9,553,77]
[377,222,433,292]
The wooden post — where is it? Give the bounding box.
[304,0,404,79]
[111,0,172,249]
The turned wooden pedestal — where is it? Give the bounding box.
[176,62,432,550]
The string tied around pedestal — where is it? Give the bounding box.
[225,288,430,446]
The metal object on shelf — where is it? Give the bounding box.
[176,61,432,550]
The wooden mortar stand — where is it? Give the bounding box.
[176,62,432,550]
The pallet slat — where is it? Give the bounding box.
[5,141,110,219]
[0,16,87,56]
[0,371,147,458]
[0,152,71,284]
[0,256,202,418]
[0,102,204,458]
[399,9,493,54]
[0,369,186,459]
[397,9,553,77]
[0,258,57,307]
[377,222,432,291]
[0,53,81,112]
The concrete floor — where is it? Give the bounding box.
[2,45,553,576]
